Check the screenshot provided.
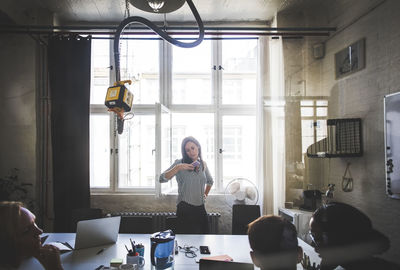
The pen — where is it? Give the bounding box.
[95,265,104,270]
[96,248,105,255]
[63,242,74,250]
[130,238,135,250]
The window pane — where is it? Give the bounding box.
[90,114,110,188]
[172,41,212,104]
[119,115,155,188]
[300,100,313,106]
[302,120,315,137]
[170,113,215,178]
[316,120,327,138]
[301,107,314,117]
[222,39,257,104]
[120,36,159,104]
[316,107,327,117]
[316,100,328,106]
[91,39,110,104]
[222,115,256,187]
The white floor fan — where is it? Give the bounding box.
[224,178,259,206]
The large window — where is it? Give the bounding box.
[90,36,259,193]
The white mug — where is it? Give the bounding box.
[126,255,145,268]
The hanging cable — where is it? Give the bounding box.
[108,0,204,134]
[114,0,204,82]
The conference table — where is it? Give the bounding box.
[19,234,320,270]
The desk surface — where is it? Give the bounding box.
[19,233,320,270]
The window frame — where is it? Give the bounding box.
[90,36,260,194]
[300,97,329,161]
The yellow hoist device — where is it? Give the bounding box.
[105,80,134,134]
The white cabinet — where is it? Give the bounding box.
[278,207,313,242]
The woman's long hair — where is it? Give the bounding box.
[181,136,204,171]
[0,201,23,267]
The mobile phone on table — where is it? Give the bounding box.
[200,245,210,254]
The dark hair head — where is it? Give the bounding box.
[248,215,299,270]
[181,136,204,169]
[248,215,298,254]
[312,202,389,253]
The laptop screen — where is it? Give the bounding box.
[74,216,121,249]
[199,259,254,270]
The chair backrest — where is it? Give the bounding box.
[70,208,103,232]
[232,204,260,235]
[165,216,178,233]
[119,216,154,233]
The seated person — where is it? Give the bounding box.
[247,215,302,270]
[0,201,63,270]
[309,202,399,270]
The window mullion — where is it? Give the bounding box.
[111,114,118,192]
[109,37,118,192]
[214,38,223,192]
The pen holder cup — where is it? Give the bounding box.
[126,255,145,268]
[136,246,144,257]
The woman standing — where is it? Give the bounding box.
[160,136,213,234]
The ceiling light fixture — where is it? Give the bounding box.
[146,0,165,12]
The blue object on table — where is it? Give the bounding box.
[150,230,175,269]
[136,245,144,257]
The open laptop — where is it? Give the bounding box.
[72,216,121,249]
[48,216,121,251]
[199,259,254,270]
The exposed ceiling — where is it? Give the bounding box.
[1,0,296,26]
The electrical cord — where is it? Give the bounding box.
[178,245,198,258]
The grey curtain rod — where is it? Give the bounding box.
[0,30,330,37]
[0,24,336,32]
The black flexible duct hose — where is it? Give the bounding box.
[113,0,204,82]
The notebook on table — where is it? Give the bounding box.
[47,216,121,251]
[199,259,254,270]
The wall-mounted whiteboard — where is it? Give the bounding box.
[384,92,400,199]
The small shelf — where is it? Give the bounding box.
[307,118,362,158]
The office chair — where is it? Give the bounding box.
[165,216,178,233]
[232,204,260,235]
[119,216,154,233]
[70,208,103,232]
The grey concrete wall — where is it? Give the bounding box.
[319,0,400,263]
[91,194,233,234]
[280,0,400,264]
[0,34,38,203]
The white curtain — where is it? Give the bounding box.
[256,37,266,212]
[260,36,286,215]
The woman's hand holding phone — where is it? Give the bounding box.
[191,160,200,167]
[179,163,195,171]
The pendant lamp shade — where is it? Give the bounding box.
[129,0,186,13]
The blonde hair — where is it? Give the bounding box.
[0,201,23,267]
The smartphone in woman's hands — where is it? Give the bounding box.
[191,160,200,167]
